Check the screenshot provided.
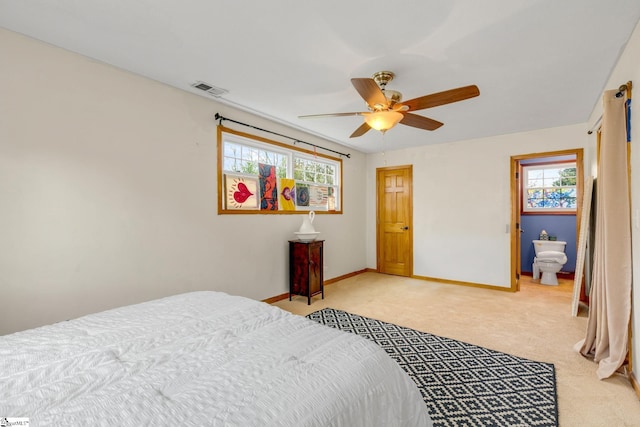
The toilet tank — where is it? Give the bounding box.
[533,239,566,255]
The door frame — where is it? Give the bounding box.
[509,148,584,291]
[376,164,413,276]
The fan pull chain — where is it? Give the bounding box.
[381,133,387,166]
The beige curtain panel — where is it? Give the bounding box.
[574,89,632,379]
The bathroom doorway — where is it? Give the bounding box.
[509,149,584,291]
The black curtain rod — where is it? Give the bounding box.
[214,113,351,158]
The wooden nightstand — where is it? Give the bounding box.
[289,240,324,305]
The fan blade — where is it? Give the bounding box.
[350,122,371,138]
[298,112,365,119]
[351,78,388,108]
[403,85,480,111]
[400,113,444,131]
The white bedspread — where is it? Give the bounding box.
[1,291,432,426]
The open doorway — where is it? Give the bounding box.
[510,149,584,291]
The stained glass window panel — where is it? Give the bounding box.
[523,162,577,213]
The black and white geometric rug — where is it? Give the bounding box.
[307,308,558,427]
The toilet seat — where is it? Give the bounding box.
[536,251,567,264]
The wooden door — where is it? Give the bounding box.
[377,166,413,276]
[512,160,522,291]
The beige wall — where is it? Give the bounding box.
[0,29,367,335]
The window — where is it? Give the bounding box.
[217,126,342,214]
[223,141,288,178]
[522,162,576,213]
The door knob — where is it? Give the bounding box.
[401,226,409,230]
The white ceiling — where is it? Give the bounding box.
[2,1,640,153]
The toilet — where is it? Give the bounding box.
[532,239,567,286]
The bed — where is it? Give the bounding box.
[1,291,432,426]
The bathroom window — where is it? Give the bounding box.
[522,162,577,213]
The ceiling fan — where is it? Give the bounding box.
[299,71,480,138]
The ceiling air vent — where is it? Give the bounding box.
[191,81,229,98]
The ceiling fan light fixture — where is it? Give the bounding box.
[299,70,479,138]
[364,111,404,133]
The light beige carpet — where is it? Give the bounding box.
[273,272,640,427]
